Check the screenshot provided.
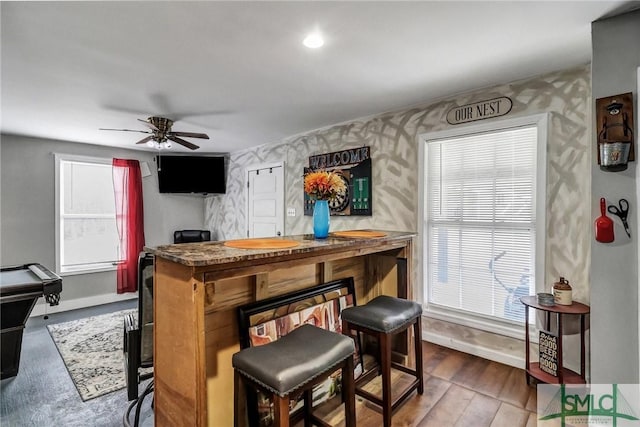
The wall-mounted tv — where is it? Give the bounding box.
[156,155,226,194]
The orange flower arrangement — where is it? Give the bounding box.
[304,170,347,201]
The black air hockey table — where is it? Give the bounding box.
[0,263,62,379]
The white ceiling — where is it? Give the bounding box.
[2,1,638,154]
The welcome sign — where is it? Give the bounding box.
[304,146,372,217]
[308,146,370,170]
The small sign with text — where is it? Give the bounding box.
[446,96,512,125]
[539,330,558,377]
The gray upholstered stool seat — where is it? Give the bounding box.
[232,324,354,396]
[340,295,422,333]
[233,324,356,427]
[341,296,423,427]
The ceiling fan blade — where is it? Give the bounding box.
[169,131,210,139]
[137,118,159,131]
[135,136,154,145]
[99,128,152,134]
[168,135,199,150]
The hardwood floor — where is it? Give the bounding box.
[303,341,537,427]
[1,299,536,426]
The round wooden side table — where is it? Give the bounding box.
[519,295,590,385]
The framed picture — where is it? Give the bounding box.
[237,278,361,426]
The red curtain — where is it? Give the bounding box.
[113,158,145,294]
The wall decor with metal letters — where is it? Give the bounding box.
[446,96,513,125]
[304,146,372,216]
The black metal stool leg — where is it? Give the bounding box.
[414,318,424,394]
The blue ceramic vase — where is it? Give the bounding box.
[313,200,330,239]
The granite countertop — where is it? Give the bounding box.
[144,230,416,267]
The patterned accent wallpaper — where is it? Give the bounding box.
[205,65,591,364]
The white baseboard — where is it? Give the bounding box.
[423,330,525,369]
[30,292,137,317]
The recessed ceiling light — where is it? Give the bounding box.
[303,32,324,49]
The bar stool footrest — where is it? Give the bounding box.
[391,379,421,412]
[355,367,381,387]
[355,388,383,407]
[354,377,421,412]
[391,362,419,376]
[310,414,334,427]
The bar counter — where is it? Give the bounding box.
[146,230,416,426]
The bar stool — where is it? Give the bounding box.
[232,324,356,427]
[341,295,423,427]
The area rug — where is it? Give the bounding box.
[47,309,138,401]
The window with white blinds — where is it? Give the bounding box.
[55,154,120,275]
[423,115,547,328]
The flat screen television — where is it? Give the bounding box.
[156,155,226,194]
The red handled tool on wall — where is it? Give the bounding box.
[595,197,614,243]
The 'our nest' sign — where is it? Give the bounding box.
[446,97,512,125]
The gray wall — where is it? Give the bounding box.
[205,65,593,368]
[591,9,640,383]
[0,134,205,311]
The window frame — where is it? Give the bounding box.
[54,153,120,276]
[418,113,548,339]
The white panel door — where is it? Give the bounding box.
[247,165,284,238]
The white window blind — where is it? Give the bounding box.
[425,124,539,325]
[56,155,120,274]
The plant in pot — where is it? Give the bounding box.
[303,170,347,239]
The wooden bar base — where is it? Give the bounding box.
[147,231,416,426]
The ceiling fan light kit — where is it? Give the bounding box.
[147,139,172,150]
[100,116,210,150]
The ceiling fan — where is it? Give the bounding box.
[100,116,209,150]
